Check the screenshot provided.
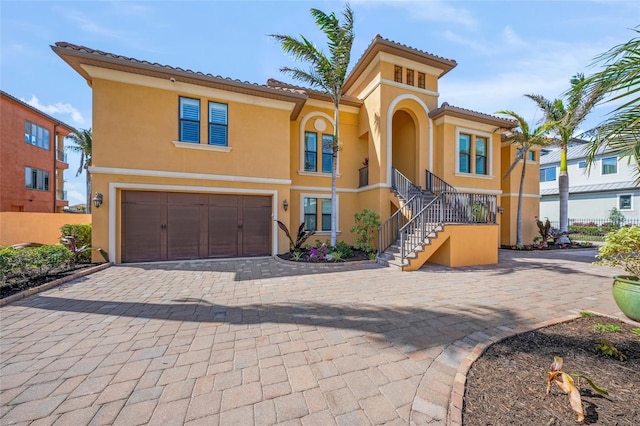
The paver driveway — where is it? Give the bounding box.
[0,249,625,425]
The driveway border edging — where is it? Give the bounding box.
[0,262,112,308]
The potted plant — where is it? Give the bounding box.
[594,226,640,321]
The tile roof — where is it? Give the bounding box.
[0,89,77,133]
[540,181,639,195]
[266,79,362,107]
[51,42,309,120]
[428,102,518,128]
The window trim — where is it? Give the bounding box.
[300,193,339,235]
[601,156,618,175]
[454,127,493,177]
[618,193,633,211]
[179,96,200,143]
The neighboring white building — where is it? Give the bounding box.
[539,143,639,221]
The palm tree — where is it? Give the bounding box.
[581,27,640,180]
[497,110,551,247]
[270,3,355,246]
[66,128,93,213]
[526,74,606,233]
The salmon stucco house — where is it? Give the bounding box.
[52,35,541,269]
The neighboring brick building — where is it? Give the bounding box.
[1,90,75,213]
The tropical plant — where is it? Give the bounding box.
[497,111,551,246]
[66,128,93,213]
[60,224,92,264]
[276,221,316,251]
[594,225,640,277]
[581,27,640,181]
[607,206,626,228]
[526,74,607,233]
[350,209,381,253]
[271,3,355,246]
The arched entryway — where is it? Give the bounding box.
[391,109,418,183]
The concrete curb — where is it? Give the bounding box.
[272,254,377,268]
[0,262,112,307]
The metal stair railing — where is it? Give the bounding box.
[378,194,423,255]
[399,191,498,264]
[392,167,422,203]
[425,169,456,195]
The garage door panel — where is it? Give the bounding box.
[242,198,272,256]
[167,204,202,260]
[209,201,239,258]
[122,202,163,262]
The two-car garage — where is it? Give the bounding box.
[121,191,272,263]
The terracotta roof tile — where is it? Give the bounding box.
[429,102,518,128]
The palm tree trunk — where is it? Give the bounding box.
[330,102,339,247]
[516,152,528,246]
[86,170,92,214]
[559,146,569,233]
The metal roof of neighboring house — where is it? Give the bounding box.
[538,140,616,165]
[428,102,518,129]
[343,34,457,91]
[540,181,638,195]
[51,42,309,120]
[0,89,77,133]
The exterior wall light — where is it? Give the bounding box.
[282,199,288,211]
[93,192,103,209]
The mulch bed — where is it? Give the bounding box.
[500,243,595,251]
[0,263,101,299]
[463,316,640,425]
[277,248,372,263]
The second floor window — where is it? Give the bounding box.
[25,167,49,191]
[406,69,414,86]
[475,137,487,175]
[540,167,556,182]
[24,121,50,150]
[179,97,200,143]
[208,102,228,146]
[459,134,471,173]
[394,65,402,83]
[304,131,333,173]
[602,156,617,175]
[418,72,425,89]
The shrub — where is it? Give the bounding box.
[350,209,381,253]
[332,241,353,258]
[1,245,73,285]
[594,226,640,277]
[60,224,92,263]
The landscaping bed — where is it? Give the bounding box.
[0,263,101,300]
[463,315,640,425]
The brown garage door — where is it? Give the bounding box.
[122,191,271,263]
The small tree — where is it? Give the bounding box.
[350,209,380,253]
[66,128,93,212]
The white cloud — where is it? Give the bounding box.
[352,0,477,30]
[62,10,123,39]
[23,95,84,125]
[441,30,492,55]
[502,26,526,48]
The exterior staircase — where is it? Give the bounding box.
[377,168,497,270]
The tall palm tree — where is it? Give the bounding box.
[581,27,640,180]
[526,74,606,233]
[271,3,355,246]
[497,110,551,247]
[66,128,93,213]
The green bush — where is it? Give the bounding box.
[60,223,92,263]
[331,241,353,258]
[1,245,73,285]
[594,226,640,277]
[350,209,381,253]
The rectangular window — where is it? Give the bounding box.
[475,137,487,175]
[304,197,332,232]
[418,72,425,89]
[459,134,471,173]
[619,194,632,210]
[394,65,403,83]
[24,121,50,150]
[304,132,318,172]
[179,97,200,143]
[25,167,49,191]
[321,134,333,173]
[321,199,332,231]
[602,156,617,175]
[208,101,228,146]
[540,167,556,182]
[406,69,414,86]
[304,198,317,231]
[578,160,586,169]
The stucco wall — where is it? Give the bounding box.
[0,212,91,246]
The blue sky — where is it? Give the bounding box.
[2,0,638,205]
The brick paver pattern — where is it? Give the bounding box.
[0,249,624,425]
